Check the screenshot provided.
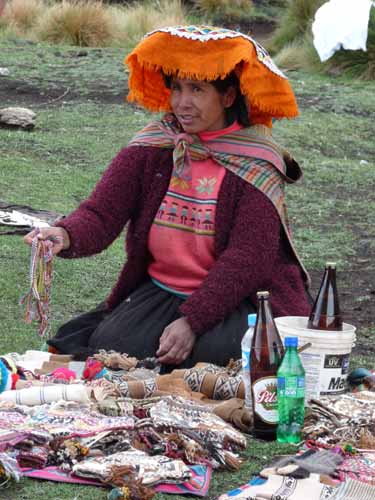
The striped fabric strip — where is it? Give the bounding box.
[333,477,375,499]
[129,114,309,283]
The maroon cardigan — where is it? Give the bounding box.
[57,145,310,335]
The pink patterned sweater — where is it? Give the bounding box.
[56,145,310,335]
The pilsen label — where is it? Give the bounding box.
[252,376,278,424]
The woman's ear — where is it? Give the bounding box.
[223,86,237,108]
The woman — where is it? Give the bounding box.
[24,26,310,367]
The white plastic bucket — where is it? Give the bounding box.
[275,316,356,402]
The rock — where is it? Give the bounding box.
[0,68,10,76]
[0,107,36,130]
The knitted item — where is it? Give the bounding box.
[183,365,245,400]
[304,394,375,446]
[128,114,309,284]
[0,360,10,393]
[55,146,311,334]
[73,449,191,486]
[93,350,138,370]
[0,384,90,406]
[116,374,191,400]
[50,367,76,381]
[126,25,299,127]
[83,358,105,380]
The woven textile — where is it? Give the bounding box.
[149,396,246,469]
[217,474,337,499]
[0,452,21,486]
[0,401,134,438]
[304,394,375,445]
[332,477,375,499]
[0,384,90,406]
[72,449,191,486]
[337,452,375,485]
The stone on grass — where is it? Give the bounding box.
[0,68,10,76]
[0,107,36,130]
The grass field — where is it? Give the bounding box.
[0,36,374,499]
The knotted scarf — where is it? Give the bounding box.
[129,114,309,284]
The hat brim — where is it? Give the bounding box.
[125,29,299,127]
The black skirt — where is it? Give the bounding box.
[48,279,255,368]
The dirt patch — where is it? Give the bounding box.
[297,92,373,118]
[0,76,125,108]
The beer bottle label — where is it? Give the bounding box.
[252,376,278,424]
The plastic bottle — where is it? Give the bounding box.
[307,262,343,331]
[241,313,257,409]
[250,291,284,440]
[277,336,305,444]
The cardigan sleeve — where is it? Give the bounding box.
[179,183,282,335]
[56,146,145,258]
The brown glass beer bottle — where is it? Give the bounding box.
[250,291,284,440]
[307,262,343,331]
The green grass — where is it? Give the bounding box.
[0,37,374,499]
[0,38,131,96]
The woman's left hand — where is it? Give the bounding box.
[156,316,196,365]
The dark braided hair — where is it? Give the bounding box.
[211,72,250,127]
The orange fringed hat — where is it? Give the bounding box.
[125,25,299,128]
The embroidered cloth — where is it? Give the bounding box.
[304,393,375,445]
[72,449,191,486]
[217,473,337,500]
[0,400,134,438]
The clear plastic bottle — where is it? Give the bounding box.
[277,336,305,444]
[241,313,257,408]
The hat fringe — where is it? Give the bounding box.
[125,28,299,126]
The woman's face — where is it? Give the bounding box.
[169,78,236,134]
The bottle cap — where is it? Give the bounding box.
[325,262,337,268]
[247,314,257,327]
[257,291,269,299]
[285,337,298,348]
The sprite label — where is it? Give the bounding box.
[252,376,278,424]
[278,376,305,398]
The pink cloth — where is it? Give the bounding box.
[148,122,241,295]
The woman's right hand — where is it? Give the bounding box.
[23,226,70,255]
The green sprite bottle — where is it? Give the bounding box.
[277,336,305,444]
